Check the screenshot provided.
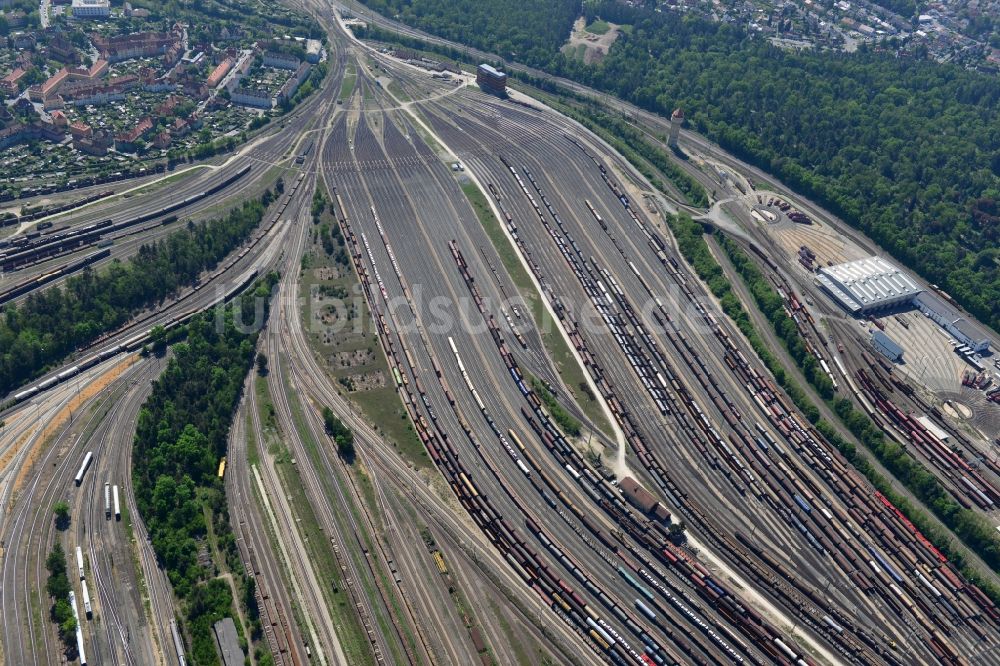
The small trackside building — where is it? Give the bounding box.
[871,330,903,363]
[476,63,507,96]
[619,476,671,523]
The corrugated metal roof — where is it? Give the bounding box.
[872,330,903,358]
[478,63,505,78]
[818,257,921,312]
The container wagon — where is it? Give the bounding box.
[112,485,120,521]
[170,618,187,666]
[81,579,92,618]
[74,452,93,486]
[69,590,87,665]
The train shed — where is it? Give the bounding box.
[816,256,922,314]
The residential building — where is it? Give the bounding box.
[231,86,271,108]
[206,57,233,88]
[115,115,152,151]
[58,73,134,106]
[9,31,36,49]
[69,120,93,138]
[67,59,108,80]
[71,0,110,18]
[5,11,26,29]
[92,30,183,63]
[37,118,64,141]
[305,39,321,63]
[169,113,201,138]
[12,97,34,115]
[162,40,183,69]
[0,67,26,97]
[0,123,30,149]
[152,131,170,149]
[48,34,78,62]
[75,129,112,155]
[154,94,179,116]
[276,62,310,103]
[0,120,64,148]
[42,94,64,110]
[65,86,125,106]
[263,51,300,70]
[28,68,69,103]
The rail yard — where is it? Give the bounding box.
[0,2,997,666]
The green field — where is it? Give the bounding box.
[300,184,430,470]
[585,19,611,35]
[340,66,357,102]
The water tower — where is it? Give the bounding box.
[669,108,684,147]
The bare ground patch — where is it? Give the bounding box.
[561,16,623,64]
[338,370,386,392]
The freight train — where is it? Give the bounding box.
[0,164,250,272]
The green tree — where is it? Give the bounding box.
[322,406,355,459]
[45,543,70,600]
[52,501,71,530]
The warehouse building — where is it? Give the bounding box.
[476,64,507,96]
[816,256,922,314]
[915,293,991,353]
[871,330,903,363]
[213,617,244,666]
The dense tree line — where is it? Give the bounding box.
[45,543,77,648]
[322,406,355,459]
[312,188,350,265]
[719,237,835,397]
[133,273,279,664]
[530,376,582,437]
[0,195,273,396]
[359,0,580,64]
[358,0,1000,336]
[668,213,1000,598]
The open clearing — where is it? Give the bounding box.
[561,16,624,64]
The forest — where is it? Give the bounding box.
[0,194,273,396]
[132,273,279,664]
[357,0,580,64]
[358,0,1000,336]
